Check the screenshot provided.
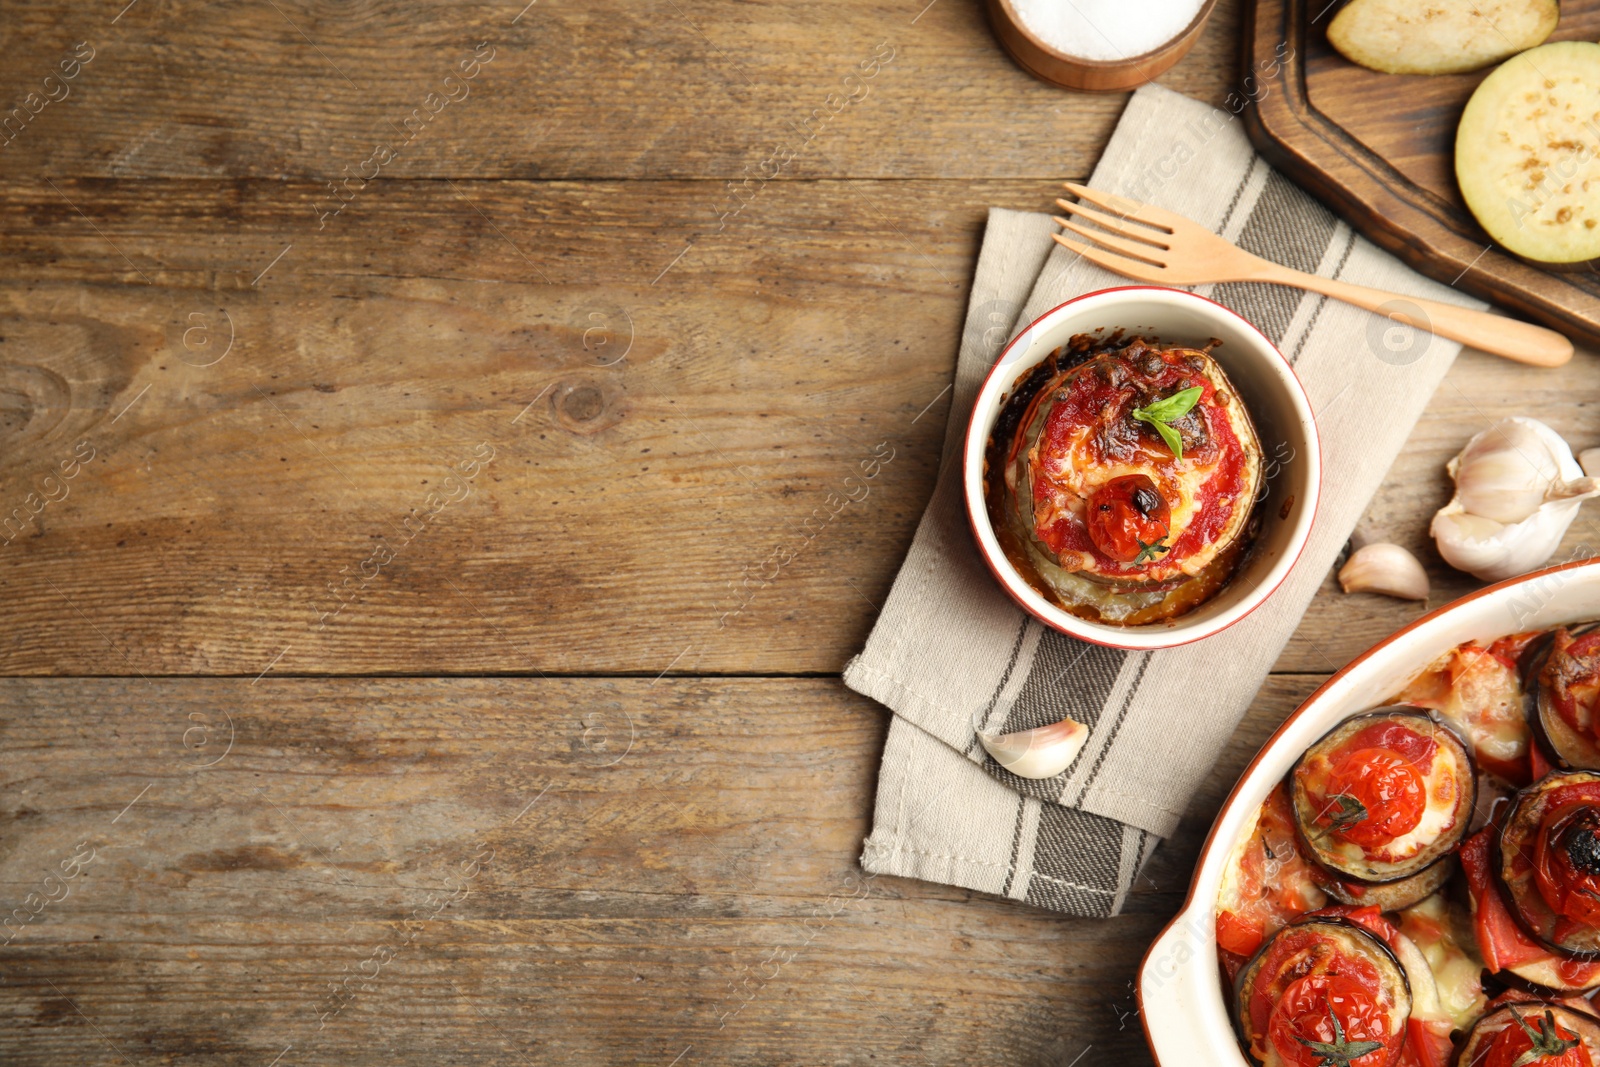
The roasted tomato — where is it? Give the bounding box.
[1216,785,1328,958]
[1453,1003,1600,1067]
[1084,474,1171,564]
[1291,710,1475,899]
[1234,917,1410,1067]
[1499,772,1600,958]
[1531,626,1600,772]
[1461,826,1600,991]
[1269,974,1396,1067]
[1322,748,1428,847]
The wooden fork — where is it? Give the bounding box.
[1052,182,1573,368]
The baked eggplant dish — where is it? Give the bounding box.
[1217,623,1600,1066]
[1453,1001,1600,1067]
[1234,916,1411,1067]
[1290,710,1474,904]
[982,335,1262,625]
[1527,626,1600,772]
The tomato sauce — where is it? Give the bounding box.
[1028,342,1249,580]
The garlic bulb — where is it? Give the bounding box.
[1338,543,1429,601]
[1430,417,1600,582]
[978,716,1088,779]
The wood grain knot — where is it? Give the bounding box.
[0,363,71,453]
[551,377,625,435]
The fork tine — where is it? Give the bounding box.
[1053,217,1169,267]
[1050,232,1165,282]
[1062,181,1176,233]
[1054,198,1169,250]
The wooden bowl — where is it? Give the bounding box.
[985,0,1219,93]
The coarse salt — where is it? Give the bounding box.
[1011,0,1206,62]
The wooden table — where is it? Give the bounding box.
[2,1,1598,1062]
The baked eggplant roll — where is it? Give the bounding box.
[1454,1002,1600,1067]
[1529,625,1600,772]
[1499,771,1600,958]
[1234,917,1411,1067]
[983,336,1262,625]
[1290,710,1475,898]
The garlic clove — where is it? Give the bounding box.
[1337,543,1429,601]
[1432,417,1600,582]
[978,716,1088,779]
[1431,499,1591,583]
[1451,418,1566,524]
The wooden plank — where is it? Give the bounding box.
[2,178,1598,675]
[0,176,1049,676]
[0,0,1246,182]
[1276,344,1600,672]
[0,673,1324,1066]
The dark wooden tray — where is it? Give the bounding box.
[1242,0,1600,350]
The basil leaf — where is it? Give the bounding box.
[1134,385,1202,422]
[1150,419,1184,461]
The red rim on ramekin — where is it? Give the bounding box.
[961,286,1322,651]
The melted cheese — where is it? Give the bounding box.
[1394,644,1528,767]
[1030,425,1225,578]
[1398,894,1487,1029]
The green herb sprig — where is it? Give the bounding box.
[1326,794,1369,832]
[1510,1007,1581,1067]
[1294,1000,1384,1067]
[1134,538,1169,564]
[1131,385,1203,461]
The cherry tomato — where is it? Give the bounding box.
[1267,974,1397,1067]
[1483,1008,1593,1067]
[1084,474,1170,564]
[1340,723,1438,774]
[1535,806,1600,927]
[1318,748,1426,847]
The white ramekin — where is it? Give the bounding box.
[962,285,1321,651]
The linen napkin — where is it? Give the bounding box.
[845,84,1490,917]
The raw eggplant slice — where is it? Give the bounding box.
[1453,1001,1600,1067]
[1498,771,1600,958]
[1456,42,1600,266]
[1233,917,1411,1067]
[1329,0,1557,76]
[1528,625,1600,771]
[1291,708,1476,884]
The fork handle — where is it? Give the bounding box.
[1255,263,1573,368]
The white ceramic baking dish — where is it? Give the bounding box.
[1137,555,1600,1063]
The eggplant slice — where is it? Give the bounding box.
[1291,708,1476,886]
[1318,855,1457,912]
[1528,624,1600,772]
[1233,917,1411,1066]
[1498,771,1600,958]
[1454,1002,1600,1067]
